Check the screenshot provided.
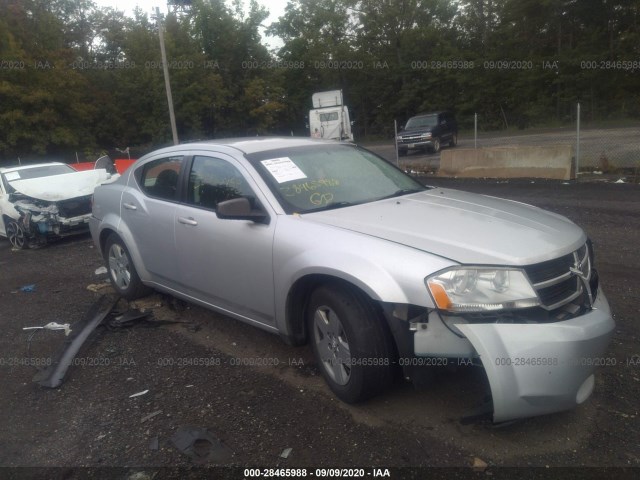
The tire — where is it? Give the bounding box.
[6,219,28,249]
[430,137,441,153]
[307,284,395,403]
[104,233,150,300]
[449,133,457,148]
[398,148,407,157]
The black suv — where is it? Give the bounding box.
[396,111,458,156]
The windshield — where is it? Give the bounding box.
[248,144,427,214]
[405,115,437,129]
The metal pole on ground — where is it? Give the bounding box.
[394,120,399,166]
[576,102,581,181]
[474,113,478,149]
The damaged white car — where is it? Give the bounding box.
[1,162,117,249]
[90,138,615,423]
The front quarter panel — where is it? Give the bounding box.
[273,214,455,334]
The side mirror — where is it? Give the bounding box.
[216,197,269,224]
[399,125,404,132]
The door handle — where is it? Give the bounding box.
[123,203,137,211]
[178,217,198,226]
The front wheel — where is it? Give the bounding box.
[449,133,457,147]
[104,233,150,300]
[307,284,395,403]
[6,220,28,249]
[430,137,441,153]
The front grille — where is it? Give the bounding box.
[57,195,92,218]
[523,244,592,310]
[536,276,579,306]
[398,135,428,144]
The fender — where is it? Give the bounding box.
[272,216,455,336]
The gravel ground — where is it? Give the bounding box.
[0,178,638,480]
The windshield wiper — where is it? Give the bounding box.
[306,201,355,213]
[377,188,425,201]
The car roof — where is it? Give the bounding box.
[144,137,349,157]
[0,162,69,174]
[410,111,448,118]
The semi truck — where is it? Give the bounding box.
[309,90,354,141]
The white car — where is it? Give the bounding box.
[0,162,117,249]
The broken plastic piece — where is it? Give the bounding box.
[95,266,108,275]
[23,322,72,336]
[280,448,293,459]
[129,389,149,398]
[170,427,233,464]
[32,295,119,388]
[108,309,152,328]
[20,284,36,293]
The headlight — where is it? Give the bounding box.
[425,267,540,312]
[420,132,432,138]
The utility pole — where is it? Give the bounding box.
[156,7,179,145]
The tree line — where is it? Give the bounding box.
[1,0,638,162]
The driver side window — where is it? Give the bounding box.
[187,156,254,210]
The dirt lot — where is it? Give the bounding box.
[0,178,638,479]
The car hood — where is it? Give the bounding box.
[399,126,435,136]
[9,170,114,202]
[302,188,585,265]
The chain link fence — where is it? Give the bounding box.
[469,104,640,179]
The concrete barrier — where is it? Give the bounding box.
[439,145,575,180]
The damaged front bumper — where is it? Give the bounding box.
[455,291,614,422]
[387,289,615,422]
[13,197,92,244]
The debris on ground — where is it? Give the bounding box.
[280,448,293,459]
[31,295,120,388]
[86,282,113,293]
[23,322,71,336]
[129,390,149,398]
[108,309,153,329]
[170,426,233,464]
[19,284,36,293]
[472,457,488,472]
[95,266,108,275]
[149,437,159,451]
[141,410,163,423]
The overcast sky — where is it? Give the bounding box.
[92,0,287,48]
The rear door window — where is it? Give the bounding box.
[137,156,183,201]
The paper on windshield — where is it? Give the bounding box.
[261,158,307,184]
[5,172,21,181]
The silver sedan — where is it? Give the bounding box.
[90,137,614,422]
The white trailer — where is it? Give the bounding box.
[309,90,353,141]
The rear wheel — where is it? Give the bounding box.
[307,284,395,403]
[6,220,27,249]
[104,233,150,300]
